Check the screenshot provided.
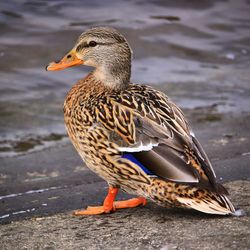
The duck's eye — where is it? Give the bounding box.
[89,41,97,47]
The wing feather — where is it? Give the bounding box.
[96,84,221,192]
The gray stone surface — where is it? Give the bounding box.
[0,181,249,250]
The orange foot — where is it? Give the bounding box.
[74,187,147,216]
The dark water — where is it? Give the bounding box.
[0,0,250,157]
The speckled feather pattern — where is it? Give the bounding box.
[64,73,235,215]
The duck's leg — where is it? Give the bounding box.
[74,186,147,215]
[114,197,147,209]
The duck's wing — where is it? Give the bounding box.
[96,84,224,193]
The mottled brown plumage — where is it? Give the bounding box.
[47,27,236,215]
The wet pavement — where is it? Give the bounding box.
[0,0,250,249]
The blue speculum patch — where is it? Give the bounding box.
[122,153,154,175]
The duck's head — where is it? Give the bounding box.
[46,27,132,87]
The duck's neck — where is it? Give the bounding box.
[92,60,131,90]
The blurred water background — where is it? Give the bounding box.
[0,0,249,156]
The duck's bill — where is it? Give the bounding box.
[46,52,83,71]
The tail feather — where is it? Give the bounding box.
[177,193,235,215]
[220,194,235,213]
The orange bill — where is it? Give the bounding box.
[46,51,83,71]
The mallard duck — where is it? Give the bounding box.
[46,27,236,215]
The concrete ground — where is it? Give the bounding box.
[0,180,249,250]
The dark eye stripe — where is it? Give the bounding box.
[76,44,86,52]
[76,42,96,51]
[76,41,125,52]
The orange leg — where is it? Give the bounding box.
[74,187,147,215]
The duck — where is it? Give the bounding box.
[46,27,236,215]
